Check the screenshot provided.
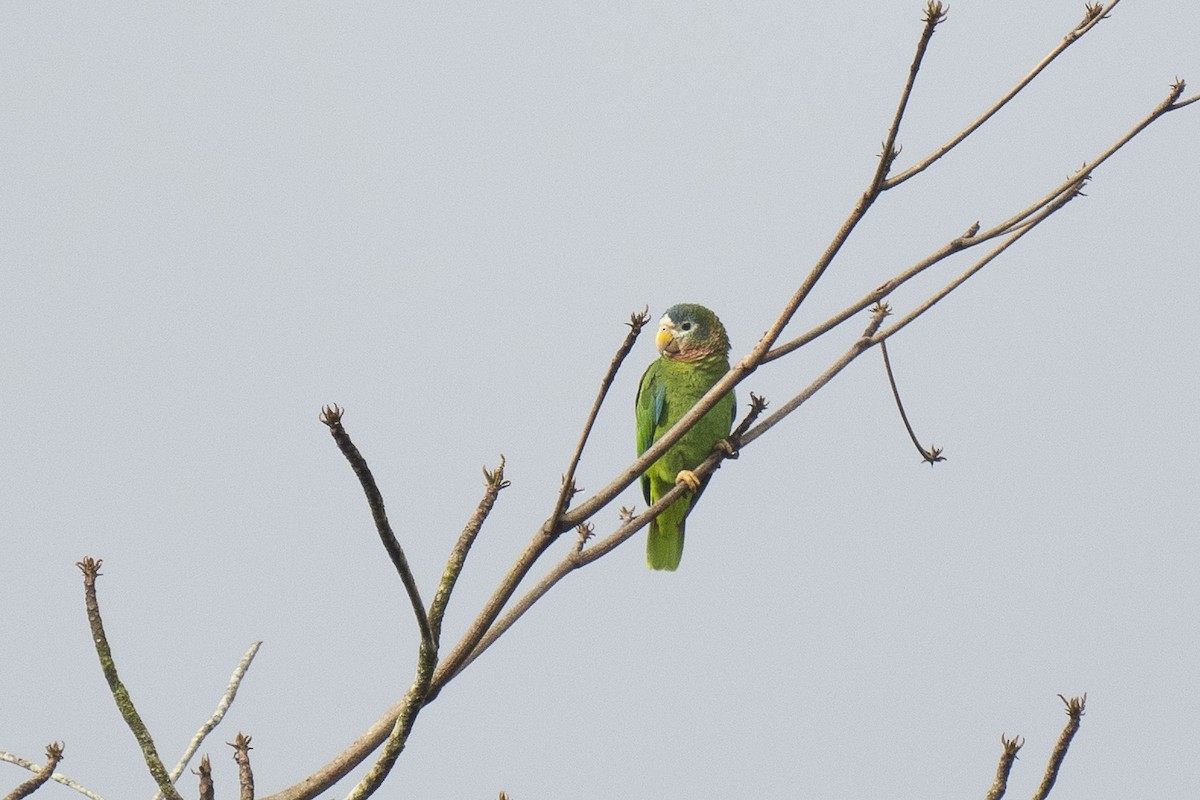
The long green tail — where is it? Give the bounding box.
[646,497,688,571]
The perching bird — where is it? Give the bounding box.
[635,304,735,570]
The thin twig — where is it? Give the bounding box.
[428,457,510,648]
[880,337,945,464]
[870,1,948,193]
[228,733,254,800]
[549,308,650,528]
[886,0,1123,188]
[155,642,262,799]
[75,558,182,800]
[264,394,748,799]
[764,167,1087,365]
[869,78,1200,345]
[762,223,978,364]
[871,185,1082,345]
[2,743,63,800]
[0,754,102,800]
[422,314,663,697]
[261,461,509,800]
[320,404,434,650]
[429,531,562,696]
[984,734,1023,800]
[741,311,886,449]
[756,78,1185,501]
[1032,694,1086,800]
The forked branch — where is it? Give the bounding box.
[344,639,437,800]
[887,0,1123,187]
[549,308,651,528]
[263,11,1193,800]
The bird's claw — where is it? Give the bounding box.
[715,438,738,459]
[675,469,702,492]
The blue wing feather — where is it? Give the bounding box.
[652,382,666,428]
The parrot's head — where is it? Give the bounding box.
[655,304,731,362]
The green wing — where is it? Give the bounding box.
[635,360,667,505]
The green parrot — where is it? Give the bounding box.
[635,303,736,571]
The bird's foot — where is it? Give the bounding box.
[714,438,738,459]
[674,469,702,492]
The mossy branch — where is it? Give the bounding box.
[75,558,182,800]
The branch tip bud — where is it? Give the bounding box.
[923,1,948,27]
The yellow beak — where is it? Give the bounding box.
[655,327,674,353]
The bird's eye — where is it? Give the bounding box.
[681,322,693,332]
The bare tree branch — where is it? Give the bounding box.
[549,308,650,528]
[320,404,434,650]
[984,734,1023,800]
[260,13,1194,800]
[428,457,510,647]
[75,558,182,800]
[2,743,63,800]
[260,445,509,799]
[548,3,955,531]
[0,753,102,800]
[880,337,945,464]
[228,733,254,800]
[766,162,1087,365]
[344,640,437,800]
[154,642,262,800]
[429,532,562,698]
[886,0,1122,187]
[876,80,1185,348]
[531,3,998,573]
[871,1,948,195]
[1032,694,1086,800]
[741,308,888,448]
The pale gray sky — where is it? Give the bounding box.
[3,3,1198,799]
